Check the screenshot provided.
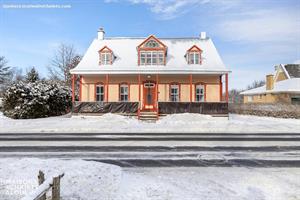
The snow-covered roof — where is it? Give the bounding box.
[70,36,230,75]
[240,78,300,95]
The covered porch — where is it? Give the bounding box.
[71,73,229,118]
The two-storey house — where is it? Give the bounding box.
[70,28,230,119]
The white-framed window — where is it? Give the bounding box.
[95,84,104,102]
[247,96,253,102]
[187,52,200,64]
[170,84,180,102]
[195,84,205,102]
[100,52,112,65]
[120,84,129,102]
[140,51,164,65]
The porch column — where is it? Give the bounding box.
[225,73,229,102]
[138,74,141,102]
[72,74,75,102]
[189,74,193,102]
[105,74,109,102]
[138,74,141,119]
[220,75,223,101]
[79,75,82,102]
[156,74,159,102]
[156,74,159,118]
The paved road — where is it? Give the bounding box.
[0,133,299,167]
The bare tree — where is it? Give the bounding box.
[229,89,243,103]
[10,67,24,83]
[246,80,265,90]
[0,56,11,84]
[48,43,81,87]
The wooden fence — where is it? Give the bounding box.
[21,171,64,200]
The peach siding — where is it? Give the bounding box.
[130,84,139,102]
[80,75,222,102]
[181,84,190,102]
[206,85,220,102]
[108,84,118,101]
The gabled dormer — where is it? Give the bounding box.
[186,45,203,65]
[98,46,114,65]
[137,35,167,66]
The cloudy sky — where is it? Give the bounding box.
[0,0,299,89]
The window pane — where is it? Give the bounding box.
[191,53,195,64]
[120,85,129,102]
[101,54,106,63]
[96,85,104,102]
[195,85,204,102]
[158,53,164,64]
[152,53,157,64]
[195,53,199,64]
[146,53,151,64]
[170,85,179,102]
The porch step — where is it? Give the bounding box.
[139,111,158,121]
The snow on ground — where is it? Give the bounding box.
[120,167,300,200]
[0,158,299,200]
[0,112,299,133]
[0,158,121,200]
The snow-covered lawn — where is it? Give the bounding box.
[0,158,121,200]
[0,112,299,133]
[0,158,299,200]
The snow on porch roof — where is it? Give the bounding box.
[240,78,300,95]
[70,36,230,75]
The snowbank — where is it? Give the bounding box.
[0,112,7,119]
[0,112,299,133]
[0,158,121,200]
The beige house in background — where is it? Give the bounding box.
[241,64,300,104]
[70,28,230,119]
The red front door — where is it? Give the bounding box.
[143,81,156,111]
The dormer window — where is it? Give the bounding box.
[137,35,167,66]
[188,52,200,64]
[101,52,112,65]
[186,45,202,65]
[99,46,114,65]
[140,51,164,65]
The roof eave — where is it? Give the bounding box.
[70,69,231,75]
[241,90,300,95]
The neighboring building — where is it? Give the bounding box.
[70,28,230,119]
[240,64,300,104]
